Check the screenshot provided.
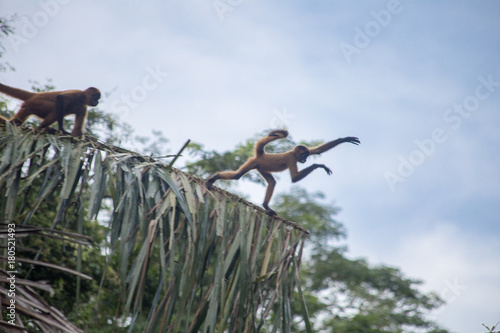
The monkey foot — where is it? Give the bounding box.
[265,209,277,216]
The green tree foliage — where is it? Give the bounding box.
[1,125,308,331]
[0,15,15,73]
[483,323,500,333]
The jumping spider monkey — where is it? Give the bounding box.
[206,129,360,215]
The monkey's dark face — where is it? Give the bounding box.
[295,146,310,163]
[89,93,100,106]
[86,88,101,106]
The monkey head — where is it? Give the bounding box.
[85,87,101,106]
[294,145,310,163]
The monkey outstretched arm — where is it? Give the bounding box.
[308,136,360,155]
[289,162,332,183]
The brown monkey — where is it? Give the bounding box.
[206,129,360,215]
[0,83,101,137]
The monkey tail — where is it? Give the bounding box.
[255,130,288,156]
[255,137,269,156]
[0,83,35,101]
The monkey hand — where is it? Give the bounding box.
[343,137,360,145]
[268,129,288,139]
[320,164,332,175]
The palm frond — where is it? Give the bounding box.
[0,125,311,332]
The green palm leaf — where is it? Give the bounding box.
[0,126,311,332]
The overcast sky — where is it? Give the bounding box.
[1,1,499,332]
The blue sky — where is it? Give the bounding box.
[1,1,499,332]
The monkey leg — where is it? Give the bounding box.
[206,170,246,189]
[36,111,58,129]
[9,106,32,126]
[257,170,277,215]
[206,161,256,189]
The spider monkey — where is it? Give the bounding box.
[0,83,101,137]
[206,129,360,215]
